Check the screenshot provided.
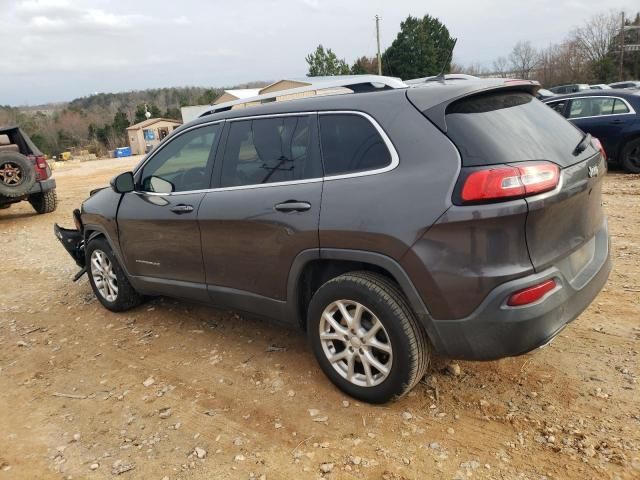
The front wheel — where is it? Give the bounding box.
[307,271,430,403]
[86,237,143,312]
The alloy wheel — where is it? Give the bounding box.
[319,300,393,387]
[90,249,118,302]
[0,162,23,186]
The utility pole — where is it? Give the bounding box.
[375,14,382,76]
[619,12,625,81]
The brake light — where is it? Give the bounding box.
[591,137,606,160]
[503,79,538,87]
[28,155,50,181]
[507,279,557,306]
[35,155,48,169]
[460,162,559,203]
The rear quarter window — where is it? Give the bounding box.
[613,99,630,114]
[445,91,587,167]
[319,113,391,176]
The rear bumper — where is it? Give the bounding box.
[29,178,56,194]
[429,220,611,360]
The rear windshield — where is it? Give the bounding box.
[445,91,588,167]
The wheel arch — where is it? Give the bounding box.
[288,249,438,345]
[83,224,131,276]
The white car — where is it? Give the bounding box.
[590,84,612,90]
[608,81,640,90]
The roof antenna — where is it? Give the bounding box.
[433,38,458,83]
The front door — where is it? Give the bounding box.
[199,114,323,303]
[117,122,222,298]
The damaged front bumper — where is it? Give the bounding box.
[54,223,86,281]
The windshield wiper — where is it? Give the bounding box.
[573,132,591,156]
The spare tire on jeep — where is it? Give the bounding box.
[0,152,36,198]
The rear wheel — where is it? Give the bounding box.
[307,271,430,403]
[29,189,57,214]
[0,153,36,197]
[620,138,640,173]
[86,237,143,312]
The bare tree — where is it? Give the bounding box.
[449,61,464,74]
[509,41,540,79]
[464,63,491,76]
[537,40,591,87]
[570,11,620,64]
[449,60,491,76]
[492,56,509,77]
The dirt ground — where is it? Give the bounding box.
[0,157,638,480]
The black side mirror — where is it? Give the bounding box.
[110,171,135,193]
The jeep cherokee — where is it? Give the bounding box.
[55,76,611,403]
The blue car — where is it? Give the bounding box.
[543,90,640,173]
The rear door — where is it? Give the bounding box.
[199,113,323,301]
[442,89,605,271]
[117,122,222,296]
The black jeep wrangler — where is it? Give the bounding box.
[0,126,57,214]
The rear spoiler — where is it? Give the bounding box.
[407,79,540,133]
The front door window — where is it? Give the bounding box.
[139,124,221,193]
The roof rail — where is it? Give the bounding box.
[198,75,408,117]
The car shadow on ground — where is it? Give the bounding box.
[0,210,39,221]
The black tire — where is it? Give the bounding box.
[620,138,640,174]
[29,189,57,214]
[86,237,143,312]
[307,271,430,403]
[0,152,36,197]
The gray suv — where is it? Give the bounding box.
[55,77,611,403]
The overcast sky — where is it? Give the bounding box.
[0,0,634,106]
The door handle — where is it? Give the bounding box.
[609,119,623,124]
[274,201,311,213]
[170,204,194,214]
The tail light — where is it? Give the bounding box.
[28,155,50,181]
[503,79,538,87]
[591,137,606,160]
[507,279,557,306]
[459,161,559,204]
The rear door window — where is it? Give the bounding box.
[568,97,616,118]
[220,115,320,187]
[445,91,589,167]
[319,113,391,176]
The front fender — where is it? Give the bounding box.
[82,223,131,277]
